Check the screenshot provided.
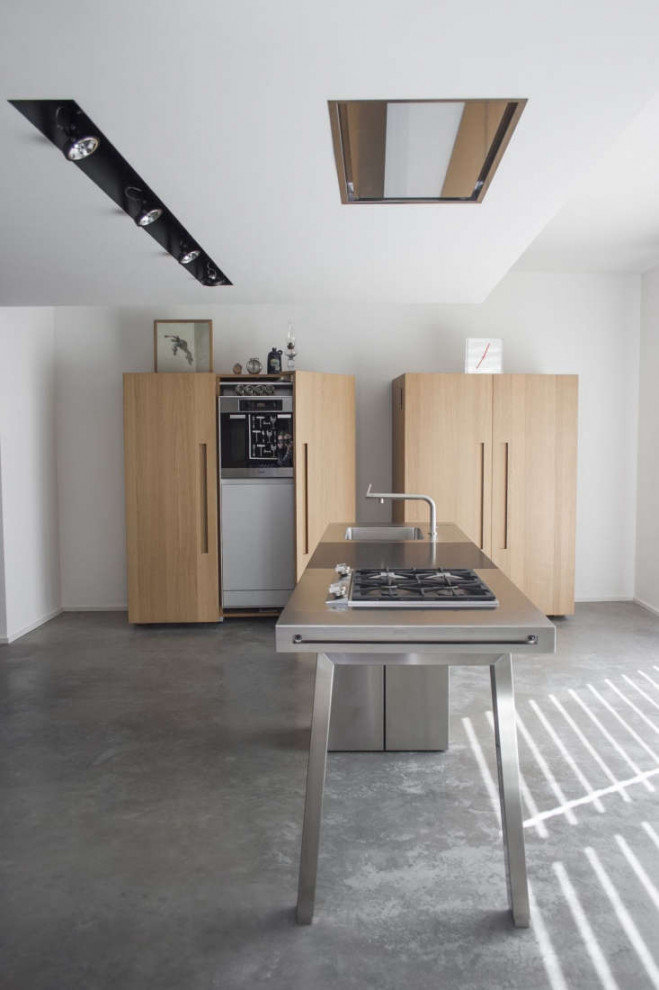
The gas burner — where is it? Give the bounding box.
[363,570,410,584]
[348,568,498,609]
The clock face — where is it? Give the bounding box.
[465,338,503,374]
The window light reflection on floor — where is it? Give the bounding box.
[549,693,633,803]
[568,690,655,790]
[516,710,579,824]
[614,834,659,910]
[585,847,659,988]
[636,669,659,694]
[622,674,659,713]
[483,709,549,837]
[553,861,619,990]
[642,821,659,849]
[605,678,659,732]
[530,698,605,812]
[587,684,659,762]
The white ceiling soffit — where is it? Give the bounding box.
[1,0,659,306]
[516,90,659,275]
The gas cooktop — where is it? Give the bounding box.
[330,566,499,609]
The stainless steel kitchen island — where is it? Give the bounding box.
[276,522,556,928]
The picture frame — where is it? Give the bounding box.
[154,319,213,372]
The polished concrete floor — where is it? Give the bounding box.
[1,603,658,989]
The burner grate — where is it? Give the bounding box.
[349,567,498,608]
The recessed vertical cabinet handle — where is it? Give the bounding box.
[304,442,310,556]
[502,441,509,551]
[199,443,209,554]
[479,441,485,550]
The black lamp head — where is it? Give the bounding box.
[179,243,200,265]
[125,186,162,227]
[203,263,226,286]
[56,106,100,161]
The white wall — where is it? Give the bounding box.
[0,307,60,641]
[636,266,659,613]
[54,270,641,608]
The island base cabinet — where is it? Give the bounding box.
[329,666,384,751]
[385,665,449,751]
[328,663,449,752]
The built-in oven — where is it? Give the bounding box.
[219,381,293,478]
[218,380,295,608]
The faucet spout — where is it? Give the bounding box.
[365,484,437,542]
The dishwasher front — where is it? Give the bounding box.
[219,478,295,608]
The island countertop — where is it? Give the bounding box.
[275,522,556,657]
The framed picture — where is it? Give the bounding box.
[154,320,213,372]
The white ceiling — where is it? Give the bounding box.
[516,90,659,274]
[2,0,659,306]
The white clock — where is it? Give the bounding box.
[465,338,503,374]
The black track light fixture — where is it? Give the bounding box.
[202,263,228,286]
[9,99,232,288]
[179,243,201,265]
[125,186,163,227]
[55,105,100,162]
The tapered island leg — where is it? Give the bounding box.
[490,654,530,928]
[297,653,335,925]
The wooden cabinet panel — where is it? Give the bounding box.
[294,372,356,579]
[491,375,578,615]
[124,373,220,623]
[392,372,578,615]
[392,373,492,550]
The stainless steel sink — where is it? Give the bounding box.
[344,525,424,541]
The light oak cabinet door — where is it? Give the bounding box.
[392,373,492,551]
[294,371,356,579]
[491,374,578,616]
[392,373,578,615]
[124,373,220,623]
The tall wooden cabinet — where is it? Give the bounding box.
[294,371,356,579]
[124,373,221,623]
[392,373,578,615]
[124,370,355,621]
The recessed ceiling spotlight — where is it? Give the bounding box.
[125,186,163,227]
[203,263,227,286]
[65,135,100,161]
[55,106,100,161]
[137,207,162,227]
[9,98,232,287]
[179,245,201,265]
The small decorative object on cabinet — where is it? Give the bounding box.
[267,347,283,374]
[232,362,243,375]
[285,323,297,370]
[154,320,213,372]
[392,372,578,615]
[246,357,262,374]
[465,338,503,374]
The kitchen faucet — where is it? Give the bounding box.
[365,484,438,542]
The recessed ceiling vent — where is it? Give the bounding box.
[9,99,232,286]
[328,99,526,204]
